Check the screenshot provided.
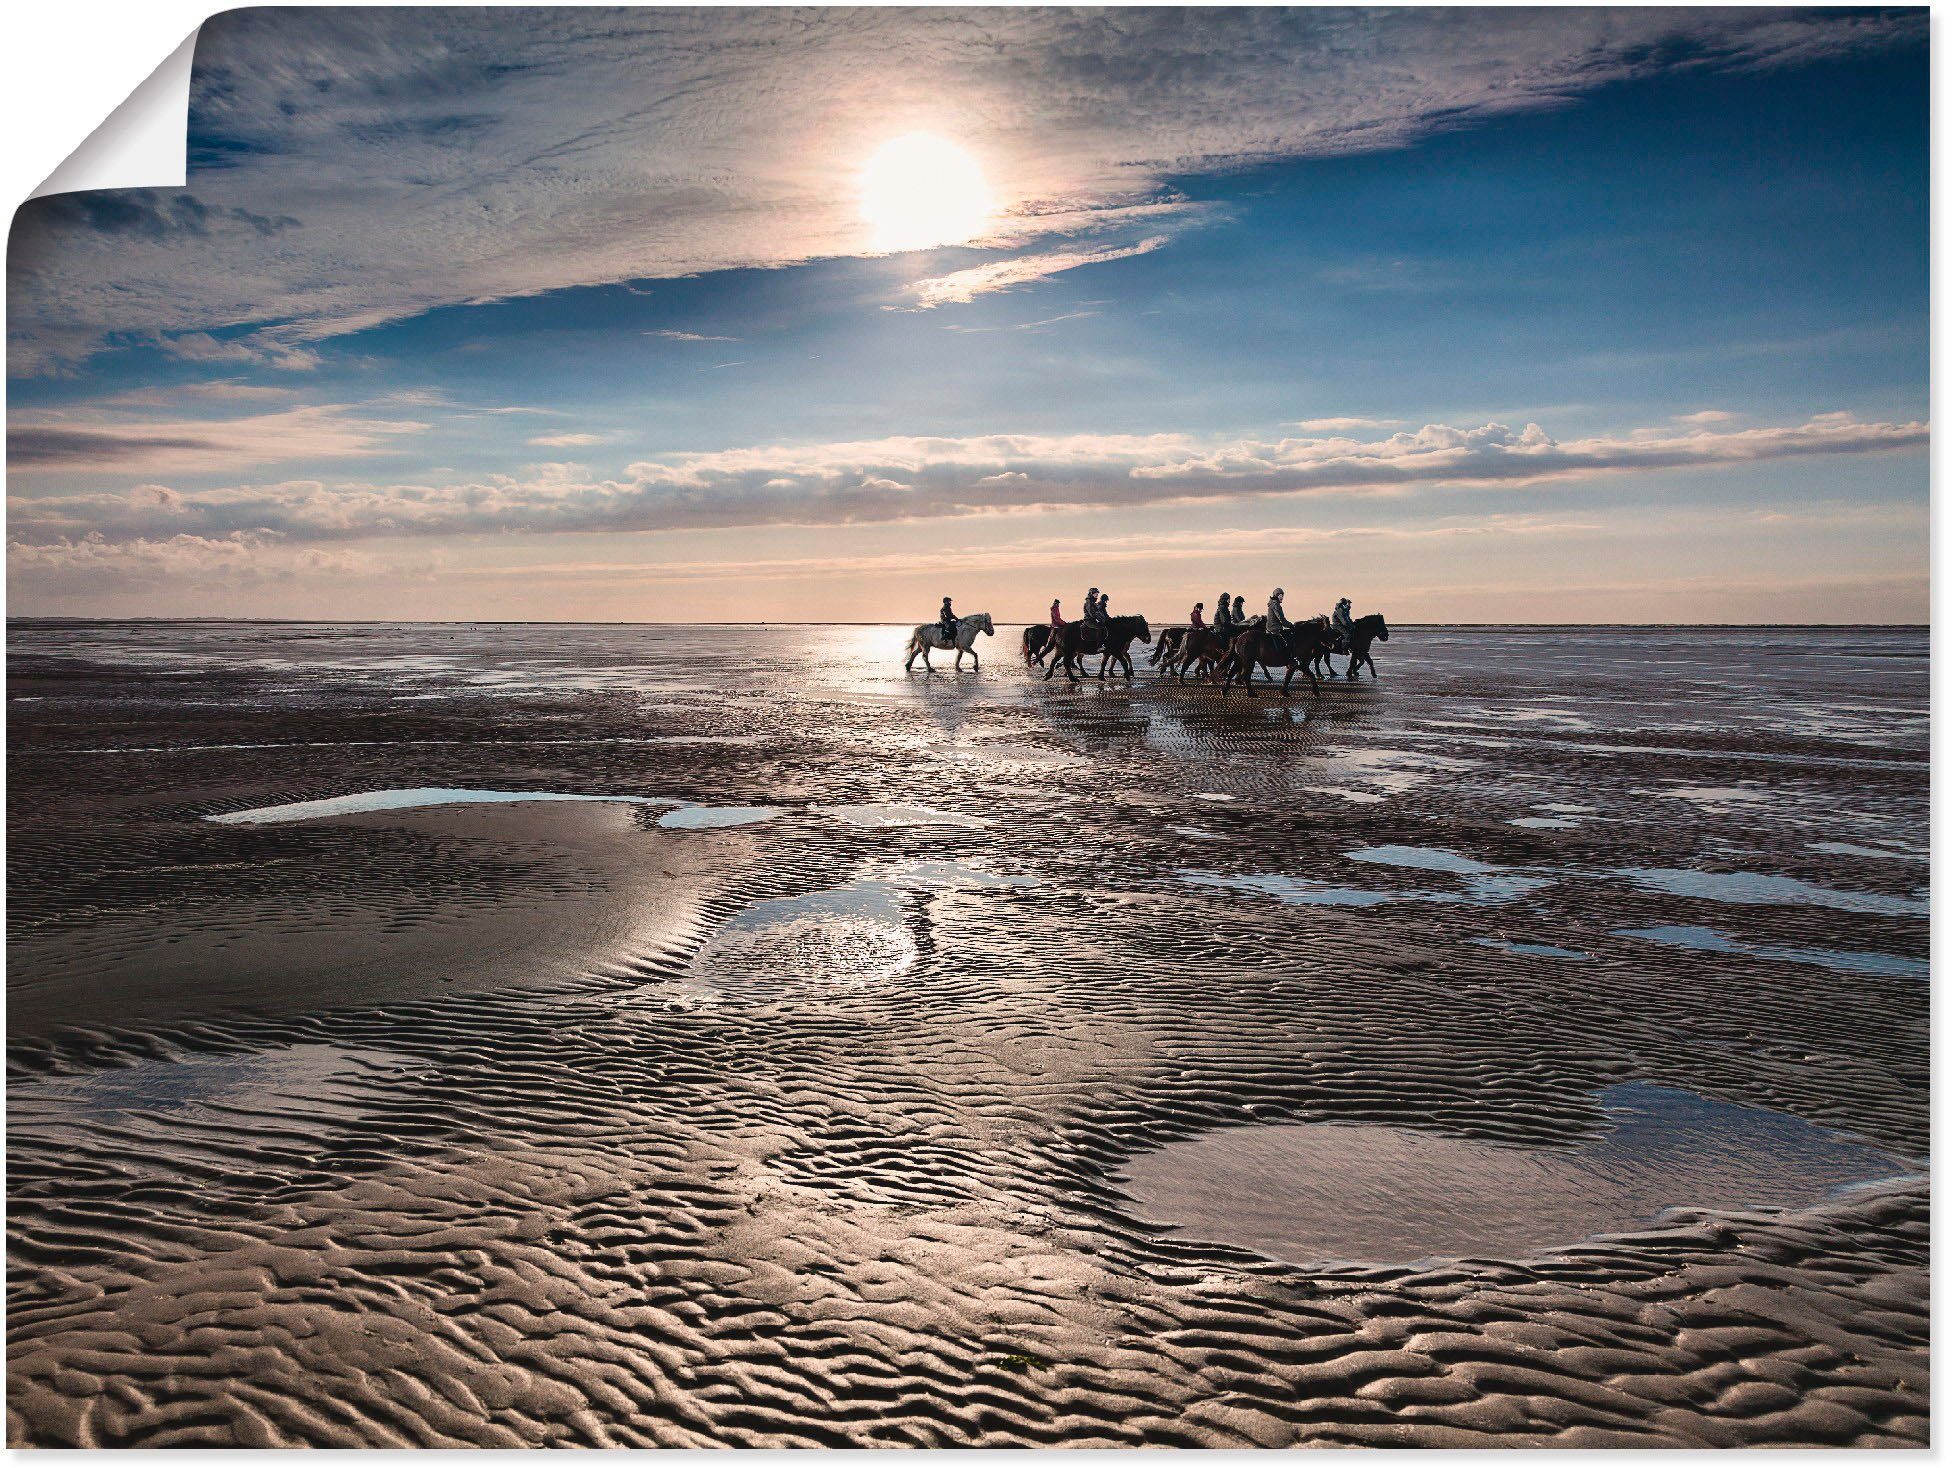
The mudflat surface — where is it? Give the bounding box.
[7,621,1930,1446]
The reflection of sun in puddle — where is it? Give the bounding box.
[679,860,1030,998]
[1115,1083,1917,1269]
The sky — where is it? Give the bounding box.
[6,6,1930,623]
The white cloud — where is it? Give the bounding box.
[156,331,321,372]
[907,237,1171,307]
[1292,417,1406,433]
[644,330,739,343]
[1674,409,1736,424]
[7,404,429,476]
[526,431,608,448]
[8,9,1921,372]
[8,412,1924,547]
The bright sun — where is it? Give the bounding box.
[859,133,993,254]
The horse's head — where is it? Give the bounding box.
[975,612,994,637]
[1372,614,1390,642]
[1134,615,1152,644]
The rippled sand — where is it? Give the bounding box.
[7,622,1929,1446]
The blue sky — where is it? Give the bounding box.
[6,8,1928,621]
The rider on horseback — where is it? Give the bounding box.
[1266,588,1293,654]
[1231,594,1247,629]
[1331,596,1355,650]
[1050,598,1064,630]
[1212,591,1234,638]
[1093,591,1111,625]
[1083,587,1101,624]
[1189,601,1205,631]
[938,596,957,643]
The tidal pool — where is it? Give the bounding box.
[1618,924,1927,981]
[208,787,675,825]
[820,803,988,829]
[657,805,784,830]
[1114,1083,1915,1268]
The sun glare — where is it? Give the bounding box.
[859,133,993,254]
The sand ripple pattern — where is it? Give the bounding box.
[7,623,1929,1446]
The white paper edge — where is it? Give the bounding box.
[30,29,197,200]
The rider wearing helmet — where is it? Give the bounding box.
[1083,587,1101,624]
[938,595,957,643]
[1212,591,1234,638]
[1189,600,1205,631]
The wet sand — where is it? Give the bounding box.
[7,622,1929,1446]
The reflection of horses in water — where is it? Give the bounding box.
[1021,624,1054,666]
[904,612,995,670]
[1342,613,1389,678]
[1043,615,1152,681]
[1222,618,1334,698]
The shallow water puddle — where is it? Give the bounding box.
[681,861,1027,995]
[1617,867,1927,918]
[820,802,988,829]
[657,805,784,830]
[208,787,676,825]
[1114,1083,1916,1268]
[1618,924,1927,980]
[687,880,919,990]
[1470,937,1589,960]
[10,1045,414,1132]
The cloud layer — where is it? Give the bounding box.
[9,412,1926,549]
[9,8,1923,372]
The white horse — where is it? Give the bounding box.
[904,612,995,670]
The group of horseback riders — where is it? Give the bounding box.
[1031,586,1359,648]
[915,585,1385,693]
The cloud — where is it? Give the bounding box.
[8,9,1922,372]
[527,431,608,448]
[906,237,1169,307]
[1674,409,1736,424]
[1293,417,1405,433]
[644,330,739,343]
[156,332,321,371]
[7,404,429,476]
[7,532,366,594]
[8,412,1924,547]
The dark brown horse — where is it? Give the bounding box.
[1022,624,1054,666]
[1221,618,1332,698]
[1171,625,1239,684]
[1342,613,1390,678]
[1043,615,1152,681]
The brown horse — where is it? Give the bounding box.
[1221,618,1331,698]
[1043,615,1152,681]
[1022,624,1054,666]
[1171,625,1239,684]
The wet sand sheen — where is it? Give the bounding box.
[6,623,1928,1448]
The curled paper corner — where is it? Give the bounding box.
[30,30,198,200]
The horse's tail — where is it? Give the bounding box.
[1148,629,1174,666]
